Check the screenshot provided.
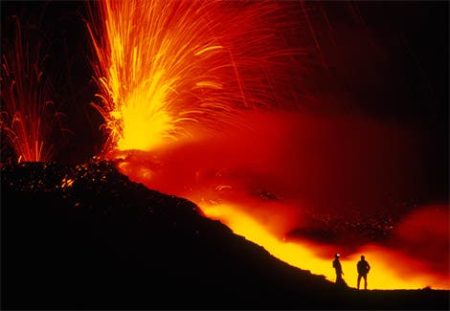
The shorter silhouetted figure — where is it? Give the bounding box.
[357,255,371,290]
[333,253,347,287]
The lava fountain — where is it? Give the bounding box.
[88,0,449,290]
[87,0,301,154]
[1,18,55,163]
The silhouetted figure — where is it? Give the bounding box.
[332,253,347,287]
[357,255,371,290]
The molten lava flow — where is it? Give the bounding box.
[88,0,299,153]
[198,202,449,290]
[118,150,449,290]
[1,18,54,162]
[116,112,449,290]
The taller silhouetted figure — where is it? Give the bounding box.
[357,255,371,289]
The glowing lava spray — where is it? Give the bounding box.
[88,0,298,153]
[1,18,54,162]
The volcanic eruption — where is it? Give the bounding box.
[1,0,449,307]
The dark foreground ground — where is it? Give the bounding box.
[1,161,449,309]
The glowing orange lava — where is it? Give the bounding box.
[199,203,449,290]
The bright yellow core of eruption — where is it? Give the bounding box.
[92,0,236,153]
[114,70,175,151]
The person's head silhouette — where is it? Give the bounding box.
[361,255,365,260]
[335,253,340,259]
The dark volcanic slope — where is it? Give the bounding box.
[1,161,448,309]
